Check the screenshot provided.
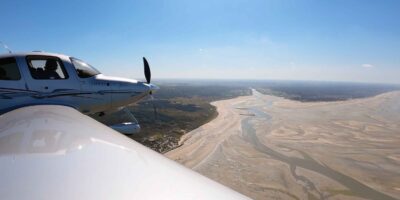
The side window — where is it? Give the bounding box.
[0,57,21,80]
[27,56,68,80]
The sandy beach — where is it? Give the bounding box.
[166,90,400,200]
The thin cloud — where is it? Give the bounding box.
[362,64,374,68]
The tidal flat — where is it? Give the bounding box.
[166,89,400,200]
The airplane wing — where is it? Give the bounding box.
[0,105,249,200]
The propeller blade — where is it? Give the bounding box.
[143,57,151,84]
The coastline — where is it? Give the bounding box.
[165,90,400,200]
[166,94,253,165]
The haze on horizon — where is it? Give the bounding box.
[1,0,400,84]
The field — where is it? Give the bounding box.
[251,80,400,102]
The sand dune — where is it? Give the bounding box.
[166,90,400,200]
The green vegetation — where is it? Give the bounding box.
[250,81,400,102]
[128,98,216,153]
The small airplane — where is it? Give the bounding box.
[0,51,159,134]
[0,50,249,199]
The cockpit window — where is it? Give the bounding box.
[0,57,21,80]
[70,58,100,78]
[27,56,68,80]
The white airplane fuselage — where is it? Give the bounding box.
[0,52,157,122]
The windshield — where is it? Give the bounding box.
[70,57,101,78]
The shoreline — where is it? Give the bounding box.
[166,90,400,199]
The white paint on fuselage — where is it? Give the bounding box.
[95,74,139,84]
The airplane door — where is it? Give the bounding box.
[0,56,28,113]
[0,57,26,90]
[22,55,80,103]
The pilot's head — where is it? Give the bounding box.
[0,68,6,79]
[44,60,58,71]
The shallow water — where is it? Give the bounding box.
[239,99,397,200]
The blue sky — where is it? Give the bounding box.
[1,0,400,83]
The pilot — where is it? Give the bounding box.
[44,60,61,79]
[0,68,9,80]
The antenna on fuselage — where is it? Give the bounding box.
[0,41,12,54]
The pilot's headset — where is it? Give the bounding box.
[44,59,58,71]
[0,68,6,79]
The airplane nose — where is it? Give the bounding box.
[143,83,159,95]
[149,83,160,92]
